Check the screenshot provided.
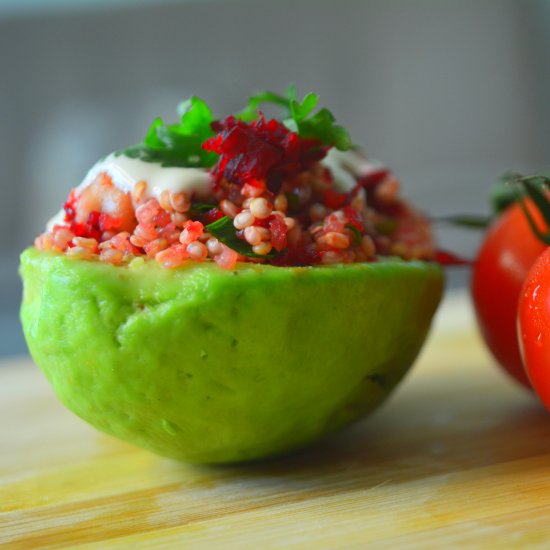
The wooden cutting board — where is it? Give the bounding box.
[3,298,550,549]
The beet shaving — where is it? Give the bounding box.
[203,114,326,193]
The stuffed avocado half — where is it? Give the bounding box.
[21,88,444,463]
[21,248,443,463]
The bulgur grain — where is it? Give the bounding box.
[249,197,272,219]
[99,248,124,264]
[220,199,239,218]
[252,241,273,256]
[159,190,173,211]
[170,192,191,213]
[234,210,255,229]
[187,241,208,261]
[206,237,222,256]
[274,193,288,213]
[132,180,147,203]
[309,203,328,222]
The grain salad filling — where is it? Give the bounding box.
[34,90,435,270]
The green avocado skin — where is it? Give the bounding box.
[20,248,443,464]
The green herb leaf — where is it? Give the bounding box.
[236,90,292,122]
[346,223,362,245]
[205,216,283,258]
[289,92,319,122]
[294,107,352,151]
[237,87,353,151]
[285,83,298,101]
[117,96,218,168]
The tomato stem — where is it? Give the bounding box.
[511,175,550,246]
[433,214,491,228]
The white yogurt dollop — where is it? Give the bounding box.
[47,153,214,230]
[321,148,386,193]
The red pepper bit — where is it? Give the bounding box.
[70,221,101,241]
[87,211,101,227]
[434,249,471,266]
[63,190,78,222]
[268,215,287,251]
[203,207,224,225]
[323,189,348,210]
[99,213,122,232]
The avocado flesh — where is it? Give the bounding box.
[20,247,443,464]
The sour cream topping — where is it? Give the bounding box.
[47,149,385,231]
[80,153,214,199]
[47,153,214,230]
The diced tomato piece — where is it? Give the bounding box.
[359,169,390,189]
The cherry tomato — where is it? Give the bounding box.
[471,200,546,387]
[518,247,550,407]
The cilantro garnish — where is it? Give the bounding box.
[116,96,218,168]
[205,216,283,258]
[237,86,353,151]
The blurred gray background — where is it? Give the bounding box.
[1,0,549,357]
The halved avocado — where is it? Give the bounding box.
[20,247,443,463]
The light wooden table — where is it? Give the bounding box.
[3,296,550,549]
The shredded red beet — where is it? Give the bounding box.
[203,114,326,193]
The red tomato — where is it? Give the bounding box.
[471,200,547,387]
[518,247,550,407]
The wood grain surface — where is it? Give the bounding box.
[3,297,550,549]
